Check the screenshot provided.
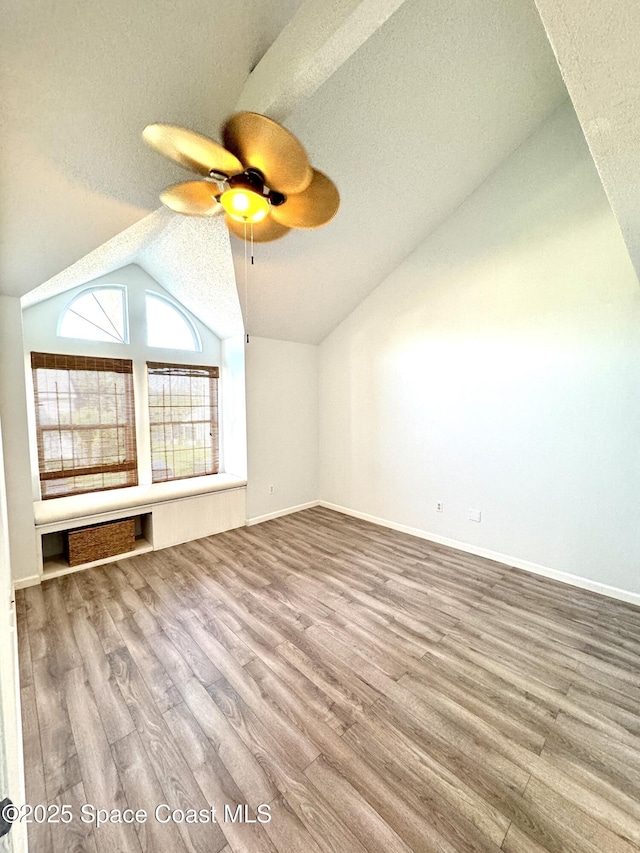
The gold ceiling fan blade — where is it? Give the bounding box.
[222,112,313,195]
[159,181,221,216]
[143,124,243,177]
[270,169,340,229]
[225,214,290,243]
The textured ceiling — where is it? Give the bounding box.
[233,0,569,343]
[0,0,303,297]
[235,0,410,123]
[20,210,170,308]
[5,0,569,344]
[137,215,243,340]
[23,209,243,340]
[533,0,640,289]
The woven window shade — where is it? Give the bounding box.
[147,362,219,483]
[31,352,138,499]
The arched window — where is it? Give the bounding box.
[58,286,128,344]
[145,291,201,351]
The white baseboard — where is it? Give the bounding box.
[13,575,41,590]
[18,499,639,608]
[319,501,640,608]
[246,500,320,527]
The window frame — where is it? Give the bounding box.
[146,361,219,484]
[31,352,138,499]
[57,284,130,345]
[145,291,202,352]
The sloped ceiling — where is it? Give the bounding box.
[22,211,243,340]
[137,215,243,340]
[4,0,569,344]
[237,0,568,343]
[533,0,640,289]
[20,210,169,308]
[0,0,304,297]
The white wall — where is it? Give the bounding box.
[221,334,248,480]
[0,297,39,583]
[319,103,640,597]
[246,337,318,522]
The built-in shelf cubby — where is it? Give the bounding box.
[40,512,154,580]
[30,480,247,585]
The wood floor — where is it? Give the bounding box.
[16,506,640,852]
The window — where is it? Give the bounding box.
[147,362,219,482]
[31,353,138,499]
[145,292,201,351]
[58,286,128,344]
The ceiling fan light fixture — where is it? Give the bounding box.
[220,187,269,223]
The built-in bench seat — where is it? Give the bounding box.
[31,473,247,582]
[34,473,246,527]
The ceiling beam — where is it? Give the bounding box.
[235,0,410,122]
[533,0,640,283]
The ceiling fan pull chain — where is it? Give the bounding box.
[251,222,255,265]
[244,220,250,343]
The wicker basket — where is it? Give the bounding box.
[65,517,136,567]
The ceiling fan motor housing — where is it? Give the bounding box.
[229,168,265,193]
[227,169,286,206]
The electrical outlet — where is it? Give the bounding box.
[268,485,275,495]
[468,508,481,522]
[436,501,443,512]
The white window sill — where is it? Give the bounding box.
[34,473,247,527]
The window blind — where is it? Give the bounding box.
[147,362,219,483]
[31,352,138,499]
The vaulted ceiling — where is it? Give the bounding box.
[0,0,304,296]
[3,0,573,343]
[533,0,640,294]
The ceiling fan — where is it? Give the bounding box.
[142,112,339,243]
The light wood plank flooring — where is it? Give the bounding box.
[16,506,640,852]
